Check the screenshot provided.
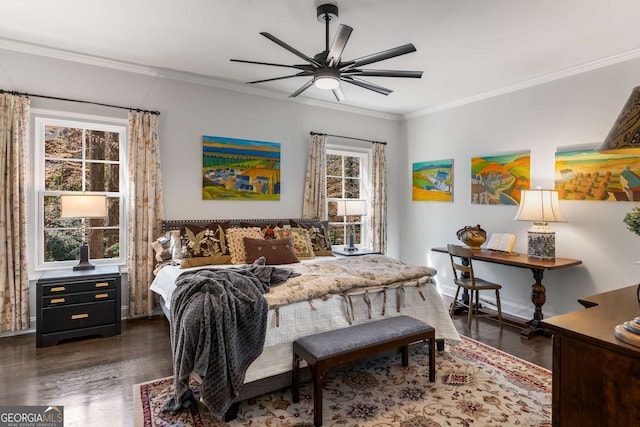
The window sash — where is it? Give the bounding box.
[33,112,128,271]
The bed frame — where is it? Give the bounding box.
[157,218,440,421]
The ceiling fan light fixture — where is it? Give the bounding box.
[314,68,340,90]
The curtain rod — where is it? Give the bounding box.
[310,131,386,145]
[0,89,160,115]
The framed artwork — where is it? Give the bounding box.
[471,151,530,205]
[202,135,281,200]
[555,148,640,201]
[412,159,453,202]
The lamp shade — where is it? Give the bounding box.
[336,199,367,217]
[601,85,640,151]
[60,194,107,219]
[514,189,566,223]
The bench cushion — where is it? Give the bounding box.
[294,315,433,360]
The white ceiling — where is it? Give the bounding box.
[2,0,640,117]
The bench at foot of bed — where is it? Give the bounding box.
[292,315,436,427]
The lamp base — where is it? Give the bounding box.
[73,244,96,271]
[343,233,359,252]
[527,230,555,261]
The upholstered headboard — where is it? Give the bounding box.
[161,218,320,233]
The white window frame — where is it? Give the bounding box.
[326,144,371,249]
[31,109,128,272]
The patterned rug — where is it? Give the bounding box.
[133,336,551,426]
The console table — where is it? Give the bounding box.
[541,285,640,426]
[431,247,582,338]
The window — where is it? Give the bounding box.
[33,112,127,270]
[326,147,370,247]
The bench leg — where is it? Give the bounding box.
[401,344,409,367]
[223,402,240,422]
[313,366,324,427]
[292,353,301,403]
[428,337,436,382]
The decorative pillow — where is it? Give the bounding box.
[151,232,173,263]
[290,220,333,256]
[240,221,289,239]
[179,222,231,268]
[243,236,299,264]
[169,230,183,261]
[274,227,316,260]
[226,227,264,264]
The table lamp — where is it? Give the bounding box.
[514,189,566,260]
[336,199,367,251]
[60,194,107,270]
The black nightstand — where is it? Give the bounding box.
[36,265,121,347]
[332,248,382,257]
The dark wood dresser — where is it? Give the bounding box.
[36,265,121,347]
[541,285,640,426]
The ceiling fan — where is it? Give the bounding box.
[230,3,423,102]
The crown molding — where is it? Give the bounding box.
[0,37,402,121]
[404,46,640,120]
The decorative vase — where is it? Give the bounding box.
[456,224,487,250]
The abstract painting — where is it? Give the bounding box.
[555,148,640,201]
[202,135,281,200]
[412,159,453,201]
[471,152,530,205]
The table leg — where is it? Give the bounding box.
[521,268,551,339]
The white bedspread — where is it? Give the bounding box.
[150,255,460,382]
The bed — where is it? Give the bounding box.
[149,218,460,417]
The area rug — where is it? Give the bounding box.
[133,336,551,426]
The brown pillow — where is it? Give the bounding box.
[243,236,299,265]
[180,222,231,268]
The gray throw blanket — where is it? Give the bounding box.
[161,257,299,418]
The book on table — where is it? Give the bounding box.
[486,233,516,253]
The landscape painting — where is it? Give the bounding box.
[202,135,281,200]
[555,148,640,201]
[412,159,453,202]
[471,151,530,205]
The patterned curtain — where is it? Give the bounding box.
[0,93,30,332]
[302,133,328,219]
[127,111,164,317]
[371,143,387,254]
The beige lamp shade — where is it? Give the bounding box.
[336,199,367,217]
[514,189,566,223]
[60,194,107,219]
[601,85,640,151]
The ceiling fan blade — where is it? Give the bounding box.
[230,59,314,71]
[341,76,393,96]
[341,43,417,70]
[246,71,313,84]
[342,69,423,78]
[289,79,314,98]
[260,32,321,68]
[332,86,345,102]
[326,24,353,67]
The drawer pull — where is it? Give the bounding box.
[51,286,66,292]
[95,293,109,299]
[50,298,65,304]
[71,313,89,320]
[95,282,109,288]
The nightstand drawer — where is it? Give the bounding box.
[43,290,115,307]
[41,301,116,334]
[42,278,117,296]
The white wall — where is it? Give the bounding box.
[0,48,402,322]
[402,57,640,320]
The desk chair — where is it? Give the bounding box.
[447,244,503,328]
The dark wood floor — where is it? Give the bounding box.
[0,312,551,426]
